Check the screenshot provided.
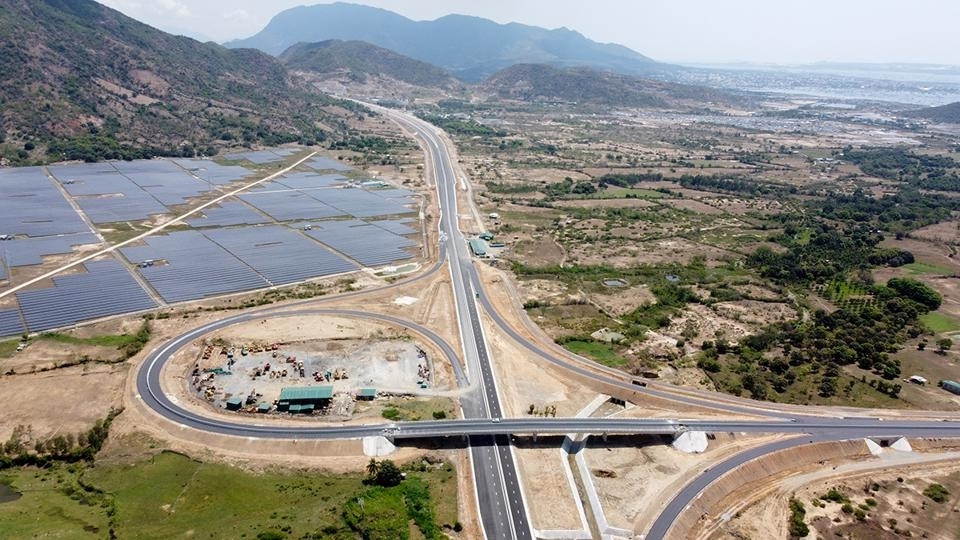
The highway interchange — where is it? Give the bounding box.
[135,106,960,539]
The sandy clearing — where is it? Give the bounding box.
[714,442,960,540]
[514,442,585,531]
[584,433,785,535]
[0,362,127,440]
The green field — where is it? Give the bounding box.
[376,397,458,421]
[0,451,458,539]
[903,261,955,276]
[921,312,960,333]
[562,339,628,367]
[0,339,22,358]
[585,186,668,199]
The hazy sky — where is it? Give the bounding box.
[98,0,960,65]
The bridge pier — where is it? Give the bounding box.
[671,431,708,453]
[362,436,396,457]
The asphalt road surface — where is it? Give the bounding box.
[384,109,534,540]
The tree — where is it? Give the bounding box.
[887,278,942,311]
[571,181,597,195]
[374,460,404,487]
[937,338,953,354]
[365,458,380,479]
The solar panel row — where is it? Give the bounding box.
[0,232,101,267]
[186,202,270,228]
[307,156,352,172]
[275,172,347,190]
[369,219,418,236]
[173,159,255,185]
[224,150,291,164]
[121,231,267,303]
[0,167,91,238]
[16,259,157,333]
[238,191,345,221]
[303,219,416,267]
[204,225,357,285]
[0,309,23,337]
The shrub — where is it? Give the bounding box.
[788,498,809,538]
[923,483,949,503]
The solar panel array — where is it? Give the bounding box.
[173,159,255,185]
[0,309,23,337]
[121,231,267,303]
[0,233,101,267]
[49,160,223,222]
[186,202,270,228]
[50,164,171,223]
[0,153,419,335]
[113,160,212,207]
[310,187,414,218]
[224,149,297,165]
[375,187,419,202]
[204,225,357,285]
[303,219,416,266]
[0,167,91,237]
[239,191,346,221]
[308,156,352,172]
[275,172,347,190]
[16,259,157,333]
[369,219,418,236]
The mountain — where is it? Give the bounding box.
[0,0,353,163]
[481,64,739,108]
[226,2,666,81]
[279,40,461,90]
[904,102,960,124]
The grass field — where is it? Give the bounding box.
[0,339,22,358]
[37,332,141,348]
[903,261,954,276]
[377,397,458,421]
[921,312,960,333]
[0,451,458,539]
[562,339,628,368]
[584,186,668,199]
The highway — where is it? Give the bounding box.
[133,103,960,540]
[383,109,533,540]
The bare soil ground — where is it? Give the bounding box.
[0,363,126,440]
[716,444,960,540]
[513,441,584,531]
[583,433,785,535]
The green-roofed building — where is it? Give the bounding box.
[277,386,333,413]
[357,388,377,401]
[257,403,271,413]
[225,396,243,411]
[469,238,487,257]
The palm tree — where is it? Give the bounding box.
[366,458,380,478]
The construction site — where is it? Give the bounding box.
[178,314,450,420]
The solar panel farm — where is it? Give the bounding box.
[0,148,424,338]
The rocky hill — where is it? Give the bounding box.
[0,0,355,164]
[481,64,740,108]
[227,2,666,81]
[280,40,461,90]
[905,102,960,124]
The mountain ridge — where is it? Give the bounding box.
[226,2,666,81]
[279,40,461,90]
[480,63,743,108]
[0,0,352,164]
[904,101,960,124]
